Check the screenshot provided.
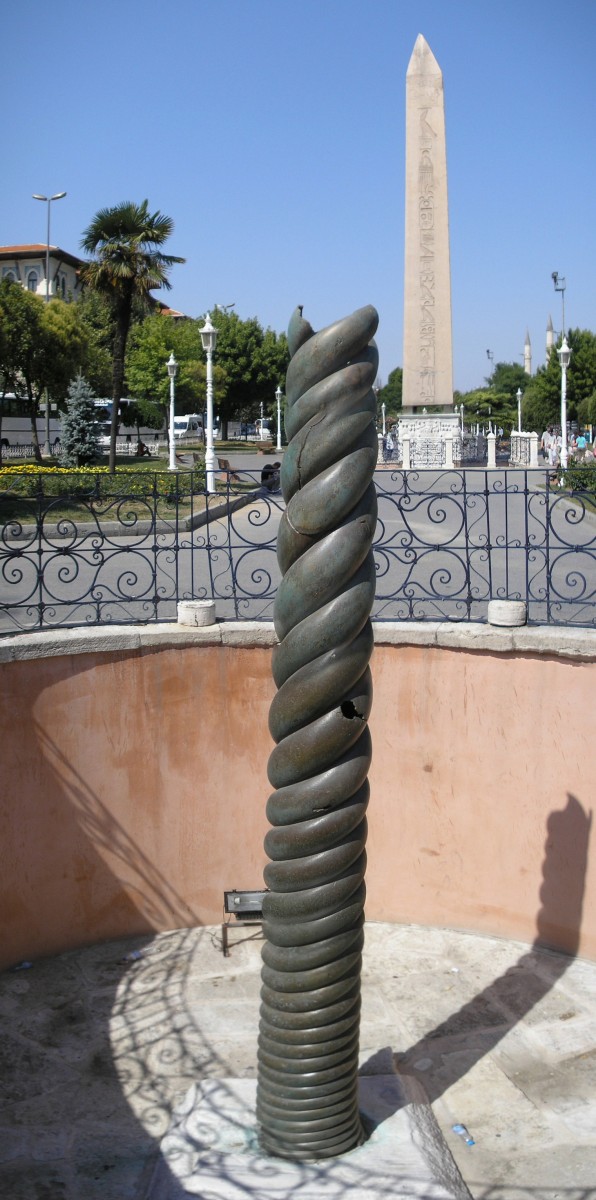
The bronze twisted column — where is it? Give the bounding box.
[256,304,379,1160]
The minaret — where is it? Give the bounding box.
[402,35,453,410]
[546,315,554,360]
[524,330,532,375]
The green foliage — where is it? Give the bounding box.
[0,281,91,460]
[126,313,216,431]
[377,367,403,418]
[486,361,528,396]
[0,462,204,500]
[459,388,517,431]
[557,460,596,496]
[521,388,556,435]
[74,291,116,396]
[60,376,101,466]
[207,308,290,432]
[522,329,596,430]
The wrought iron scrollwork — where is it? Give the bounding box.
[256,305,379,1159]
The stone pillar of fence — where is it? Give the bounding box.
[402,435,411,469]
[444,435,454,469]
[487,431,497,469]
[529,431,539,468]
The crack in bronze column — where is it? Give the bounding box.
[256,304,379,1160]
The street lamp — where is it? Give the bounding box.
[200,313,218,493]
[381,402,386,436]
[557,336,572,471]
[167,352,178,471]
[516,387,522,433]
[552,271,566,337]
[32,190,66,454]
[460,402,464,434]
[32,191,67,303]
[275,386,283,452]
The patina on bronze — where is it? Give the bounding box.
[256,304,379,1160]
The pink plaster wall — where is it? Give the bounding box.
[1,640,594,969]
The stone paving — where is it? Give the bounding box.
[1,922,595,1199]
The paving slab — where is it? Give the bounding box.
[0,923,595,1200]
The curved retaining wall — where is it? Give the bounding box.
[1,622,594,968]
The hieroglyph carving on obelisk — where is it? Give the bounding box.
[403,34,453,409]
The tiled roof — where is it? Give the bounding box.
[0,244,85,267]
[0,244,50,253]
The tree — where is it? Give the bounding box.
[377,367,403,420]
[460,388,517,432]
[206,308,290,436]
[80,200,185,472]
[487,361,529,398]
[59,376,101,466]
[126,313,224,443]
[0,281,88,462]
[521,329,596,431]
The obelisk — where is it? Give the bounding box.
[402,34,453,411]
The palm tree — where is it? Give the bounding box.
[80,200,185,472]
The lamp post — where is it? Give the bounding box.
[275,386,283,452]
[167,352,178,471]
[552,271,566,337]
[381,402,386,436]
[517,387,522,433]
[460,402,464,434]
[557,336,572,471]
[32,190,66,455]
[200,313,218,493]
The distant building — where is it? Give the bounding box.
[0,242,187,317]
[0,244,83,301]
[524,330,532,376]
[546,314,555,361]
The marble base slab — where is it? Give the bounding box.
[147,1063,471,1199]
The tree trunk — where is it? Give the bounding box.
[108,292,133,474]
[28,394,43,464]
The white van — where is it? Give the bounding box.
[173,415,203,440]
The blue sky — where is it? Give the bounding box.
[3,0,595,392]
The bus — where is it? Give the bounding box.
[0,394,62,453]
[93,400,163,449]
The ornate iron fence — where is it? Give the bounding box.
[1,466,596,633]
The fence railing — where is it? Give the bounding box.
[1,466,596,634]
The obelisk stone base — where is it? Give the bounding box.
[397,410,462,468]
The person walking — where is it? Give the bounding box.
[541,426,555,461]
[575,432,587,461]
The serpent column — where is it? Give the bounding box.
[256,304,379,1159]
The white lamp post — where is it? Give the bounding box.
[167,352,178,471]
[516,387,522,433]
[381,402,386,436]
[200,314,218,493]
[33,190,66,455]
[275,386,283,452]
[460,402,464,434]
[557,337,572,471]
